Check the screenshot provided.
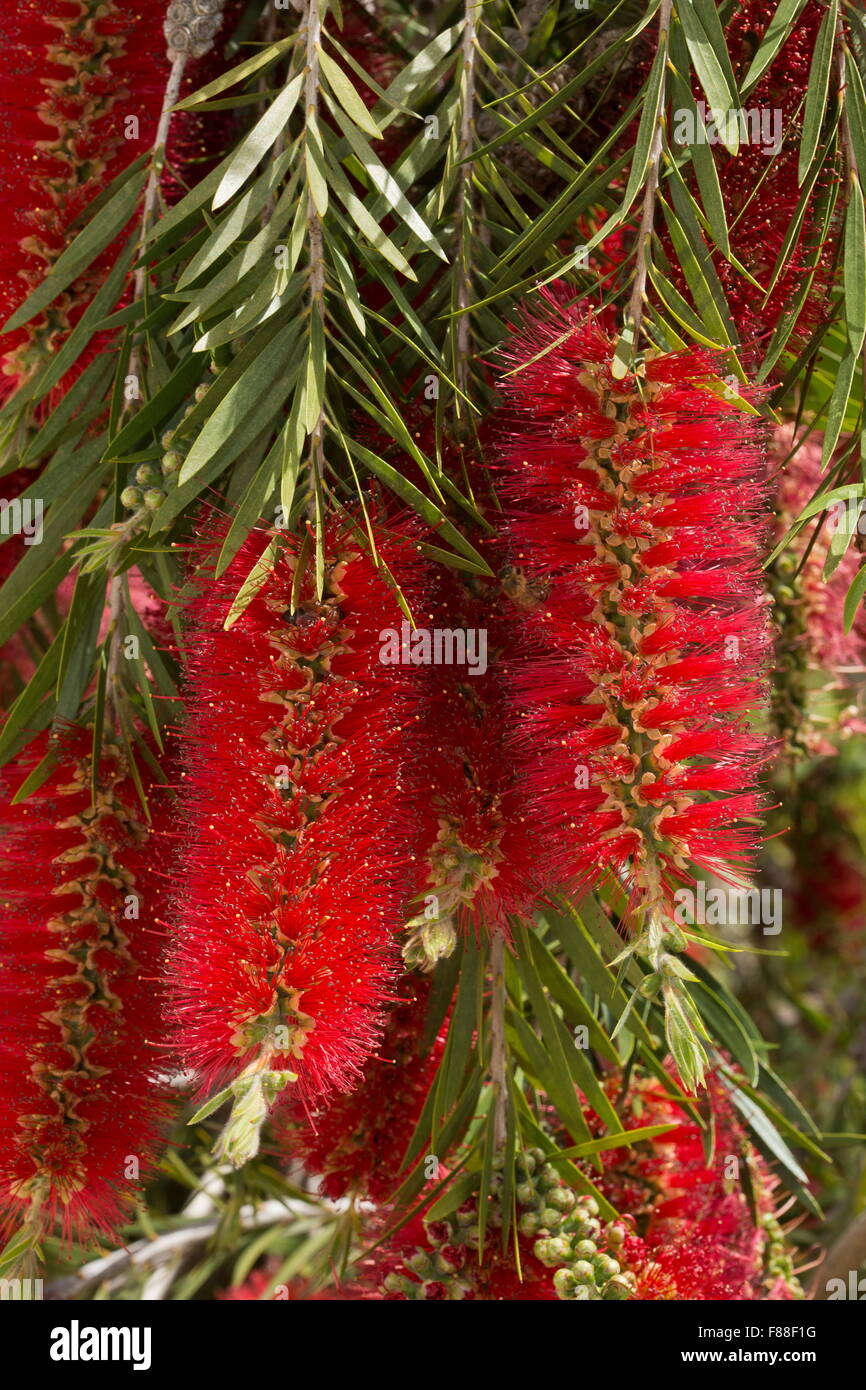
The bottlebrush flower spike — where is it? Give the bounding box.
[279,974,446,1202]
[495,292,774,1085]
[169,518,428,1165]
[0,732,172,1251]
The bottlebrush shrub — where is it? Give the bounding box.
[0,731,173,1246]
[591,1066,803,1301]
[495,292,773,926]
[770,424,866,754]
[168,517,429,1164]
[279,974,446,1202]
[401,568,536,969]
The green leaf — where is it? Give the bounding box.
[798,0,838,184]
[741,0,809,96]
[821,347,857,466]
[844,560,866,631]
[178,149,293,290]
[845,51,866,181]
[14,235,135,411]
[174,33,299,111]
[105,354,204,460]
[2,166,147,332]
[177,317,297,486]
[677,0,739,155]
[318,45,383,139]
[325,151,414,277]
[845,174,866,355]
[374,23,463,117]
[305,115,330,218]
[725,1081,822,1217]
[619,37,667,212]
[224,535,283,630]
[342,437,491,574]
[213,71,304,209]
[327,99,446,259]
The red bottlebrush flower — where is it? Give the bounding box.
[400,567,537,968]
[168,519,428,1162]
[495,292,773,921]
[593,1067,803,1300]
[0,732,173,1246]
[280,973,446,1202]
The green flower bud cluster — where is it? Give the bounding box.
[515,1147,637,1301]
[760,1210,803,1299]
[120,376,215,517]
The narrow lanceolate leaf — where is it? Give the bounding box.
[224,536,282,630]
[327,101,447,259]
[822,348,858,466]
[173,33,299,111]
[318,46,383,139]
[845,53,866,193]
[178,318,298,485]
[844,561,866,632]
[845,175,866,355]
[2,166,148,332]
[620,38,667,212]
[741,0,809,96]
[305,113,330,218]
[677,0,739,155]
[213,71,304,209]
[798,0,838,184]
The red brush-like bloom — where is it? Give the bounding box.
[168,518,428,1162]
[280,974,446,1202]
[0,732,173,1245]
[593,1067,802,1300]
[495,292,773,920]
[399,567,537,968]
